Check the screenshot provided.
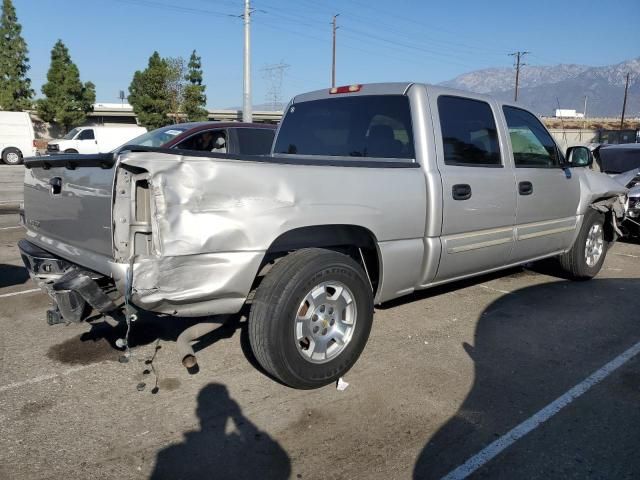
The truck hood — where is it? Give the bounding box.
[578,168,628,201]
[612,168,640,189]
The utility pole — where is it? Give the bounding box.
[242,0,252,122]
[581,95,588,139]
[509,51,529,102]
[620,72,630,131]
[331,14,339,88]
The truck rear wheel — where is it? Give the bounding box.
[559,209,608,279]
[2,147,23,165]
[248,248,374,389]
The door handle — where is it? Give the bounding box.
[452,184,472,201]
[49,177,62,195]
[519,181,533,195]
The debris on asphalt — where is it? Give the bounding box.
[336,377,349,391]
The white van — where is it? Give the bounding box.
[47,126,147,155]
[0,111,37,165]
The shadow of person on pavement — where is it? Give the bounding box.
[151,383,291,480]
[413,278,640,479]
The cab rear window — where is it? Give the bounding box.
[273,95,414,159]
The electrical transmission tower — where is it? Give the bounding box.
[509,51,529,102]
[261,62,290,111]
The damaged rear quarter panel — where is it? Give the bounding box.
[117,151,427,315]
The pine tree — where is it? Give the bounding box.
[0,0,34,110]
[183,50,208,122]
[37,40,96,132]
[128,52,174,129]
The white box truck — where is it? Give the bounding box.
[46,126,147,155]
[0,111,37,165]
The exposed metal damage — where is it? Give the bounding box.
[577,169,628,239]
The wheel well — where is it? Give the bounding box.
[588,198,622,243]
[261,225,381,296]
[2,146,22,157]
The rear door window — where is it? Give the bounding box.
[437,96,501,167]
[503,106,560,168]
[273,95,414,159]
[175,130,226,152]
[234,128,275,155]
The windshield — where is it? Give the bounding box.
[123,125,189,148]
[63,128,81,140]
[273,95,414,159]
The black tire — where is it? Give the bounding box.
[559,209,608,279]
[64,149,78,154]
[249,248,374,389]
[2,147,23,165]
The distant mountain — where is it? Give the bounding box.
[440,58,640,117]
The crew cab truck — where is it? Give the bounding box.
[20,83,626,389]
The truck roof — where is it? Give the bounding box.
[290,82,535,117]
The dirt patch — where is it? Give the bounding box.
[20,398,56,417]
[47,334,118,365]
[159,377,181,391]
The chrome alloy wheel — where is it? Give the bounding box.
[585,223,604,267]
[294,281,357,364]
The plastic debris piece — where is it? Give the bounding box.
[336,377,349,391]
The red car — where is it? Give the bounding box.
[124,121,277,155]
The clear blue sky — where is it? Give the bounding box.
[13,0,640,108]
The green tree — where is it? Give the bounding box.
[128,52,174,129]
[0,0,34,110]
[183,50,208,122]
[37,40,95,132]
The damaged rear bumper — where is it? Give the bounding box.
[18,239,117,322]
[19,238,263,318]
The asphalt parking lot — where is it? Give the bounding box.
[1,168,639,479]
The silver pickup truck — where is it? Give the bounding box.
[20,83,626,389]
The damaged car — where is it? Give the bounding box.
[119,121,276,155]
[19,83,627,389]
[578,143,640,237]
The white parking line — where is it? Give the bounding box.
[0,365,92,394]
[0,226,21,230]
[0,288,41,299]
[441,340,640,480]
[614,252,639,259]
[478,284,511,295]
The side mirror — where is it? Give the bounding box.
[566,146,593,168]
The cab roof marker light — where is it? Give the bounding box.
[329,84,362,94]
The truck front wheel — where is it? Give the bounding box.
[248,248,374,389]
[559,209,608,279]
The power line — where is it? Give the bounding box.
[256,0,509,59]
[509,51,529,102]
[109,0,238,18]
